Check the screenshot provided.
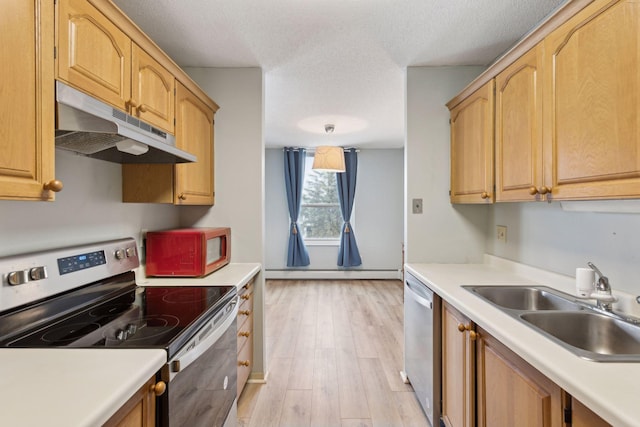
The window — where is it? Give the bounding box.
[299,155,345,244]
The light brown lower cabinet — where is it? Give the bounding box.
[104,376,163,427]
[237,278,254,397]
[442,303,611,427]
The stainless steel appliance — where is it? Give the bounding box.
[404,272,441,426]
[55,81,196,164]
[0,238,238,427]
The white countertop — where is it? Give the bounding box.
[406,257,640,427]
[136,262,261,288]
[0,348,165,426]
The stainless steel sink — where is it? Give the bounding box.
[521,311,640,362]
[465,285,582,311]
[463,285,640,362]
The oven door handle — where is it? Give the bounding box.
[169,296,239,376]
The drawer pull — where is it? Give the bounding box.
[241,294,251,300]
[239,331,250,337]
[150,381,166,396]
[239,310,251,316]
[238,360,250,367]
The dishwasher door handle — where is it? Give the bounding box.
[406,280,433,309]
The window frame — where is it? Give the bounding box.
[299,154,353,246]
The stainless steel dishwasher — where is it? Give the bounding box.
[404,272,441,427]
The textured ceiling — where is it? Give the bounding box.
[112,0,566,149]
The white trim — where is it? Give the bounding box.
[304,239,340,246]
[265,269,402,280]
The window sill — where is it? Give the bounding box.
[304,239,340,247]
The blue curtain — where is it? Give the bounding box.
[337,148,362,267]
[284,148,310,267]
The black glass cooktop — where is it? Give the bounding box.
[0,272,235,358]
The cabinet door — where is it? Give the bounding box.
[495,44,545,202]
[543,0,640,200]
[450,80,495,204]
[476,328,564,427]
[104,376,158,427]
[57,0,131,111]
[571,397,611,427]
[0,0,56,201]
[441,302,475,427]
[131,43,175,133]
[175,82,215,205]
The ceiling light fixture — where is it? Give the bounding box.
[312,124,345,172]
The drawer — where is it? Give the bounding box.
[237,304,252,329]
[237,332,253,397]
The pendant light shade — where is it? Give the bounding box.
[312,146,345,172]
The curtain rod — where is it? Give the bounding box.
[283,147,360,152]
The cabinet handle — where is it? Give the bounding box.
[480,192,490,200]
[239,310,251,316]
[469,330,478,341]
[150,381,166,396]
[137,104,148,113]
[238,360,250,367]
[457,323,466,332]
[528,186,538,195]
[239,331,250,337]
[241,294,251,300]
[538,186,551,195]
[177,193,186,200]
[43,180,63,192]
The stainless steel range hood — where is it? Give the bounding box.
[55,81,196,164]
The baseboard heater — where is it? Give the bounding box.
[265,269,402,280]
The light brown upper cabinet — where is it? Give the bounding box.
[495,44,545,202]
[543,0,640,200]
[449,81,495,204]
[57,0,175,133]
[0,0,60,201]
[122,83,216,205]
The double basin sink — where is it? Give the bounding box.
[464,285,640,362]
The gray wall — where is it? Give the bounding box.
[487,203,640,295]
[0,150,179,256]
[265,148,404,276]
[405,66,488,264]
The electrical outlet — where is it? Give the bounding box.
[496,225,507,243]
[412,198,423,214]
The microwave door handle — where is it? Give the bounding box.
[170,297,239,376]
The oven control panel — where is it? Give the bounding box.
[0,238,139,313]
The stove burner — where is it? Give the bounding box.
[41,322,101,344]
[89,303,132,318]
[160,288,210,304]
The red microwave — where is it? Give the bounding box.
[145,227,231,277]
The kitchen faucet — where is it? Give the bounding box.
[587,262,615,312]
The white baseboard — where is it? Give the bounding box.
[265,269,403,280]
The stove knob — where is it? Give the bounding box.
[115,249,126,260]
[29,266,48,281]
[115,329,126,341]
[126,323,137,336]
[7,270,29,286]
[125,247,136,258]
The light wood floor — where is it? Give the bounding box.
[238,279,430,427]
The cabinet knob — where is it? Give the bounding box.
[528,186,538,195]
[239,331,250,337]
[457,323,466,333]
[480,191,490,200]
[538,186,551,195]
[469,330,478,341]
[238,360,250,367]
[239,310,251,316]
[137,104,148,113]
[241,294,251,300]
[43,180,63,192]
[150,381,166,396]
[178,193,187,200]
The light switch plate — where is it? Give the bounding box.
[412,198,423,214]
[496,225,507,243]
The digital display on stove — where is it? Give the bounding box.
[57,250,106,275]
